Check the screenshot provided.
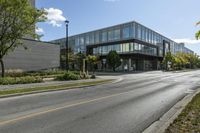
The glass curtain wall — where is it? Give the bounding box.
[66,21,183,57]
[92,43,157,56]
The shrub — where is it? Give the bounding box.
[6,72,26,77]
[0,76,43,85]
[27,70,66,77]
[80,72,90,79]
[70,71,80,75]
[6,70,67,77]
[55,72,80,81]
[91,74,96,79]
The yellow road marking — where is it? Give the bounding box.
[0,90,131,126]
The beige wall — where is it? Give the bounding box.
[1,39,60,72]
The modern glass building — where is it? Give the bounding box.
[52,21,194,71]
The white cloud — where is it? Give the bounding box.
[36,27,44,33]
[174,38,200,45]
[104,0,120,2]
[44,8,66,27]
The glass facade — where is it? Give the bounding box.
[92,43,157,56]
[123,27,130,39]
[102,31,107,42]
[95,32,100,43]
[85,34,89,45]
[107,28,120,41]
[51,21,194,71]
[52,21,193,56]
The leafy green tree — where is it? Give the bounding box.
[196,21,200,40]
[0,0,46,77]
[169,52,200,70]
[183,53,199,69]
[106,51,121,72]
[87,55,99,74]
[162,52,174,71]
[174,52,188,69]
[75,52,86,71]
[61,48,76,70]
[173,56,182,70]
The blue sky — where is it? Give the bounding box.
[36,0,200,54]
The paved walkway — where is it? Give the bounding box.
[0,76,116,91]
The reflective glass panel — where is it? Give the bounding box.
[108,30,113,41]
[130,43,134,52]
[85,35,89,44]
[102,31,107,42]
[95,32,99,43]
[89,34,94,44]
[114,29,120,40]
[137,25,142,39]
[123,27,130,39]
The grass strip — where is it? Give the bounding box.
[165,92,200,133]
[0,79,113,97]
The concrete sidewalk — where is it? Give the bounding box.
[0,76,116,91]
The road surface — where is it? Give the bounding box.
[0,70,200,133]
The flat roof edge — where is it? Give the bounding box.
[22,38,59,45]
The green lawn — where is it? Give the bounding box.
[165,92,200,133]
[0,79,113,97]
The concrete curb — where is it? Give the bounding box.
[0,79,116,99]
[143,88,200,133]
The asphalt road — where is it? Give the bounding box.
[0,70,200,133]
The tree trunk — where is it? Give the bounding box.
[0,59,5,77]
[92,64,95,74]
[113,67,115,72]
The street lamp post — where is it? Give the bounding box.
[65,20,69,71]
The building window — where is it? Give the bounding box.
[149,31,153,44]
[89,33,94,44]
[137,25,142,39]
[156,34,159,45]
[93,48,97,55]
[108,30,113,41]
[75,37,79,47]
[130,43,134,52]
[108,45,112,52]
[138,44,142,51]
[158,35,162,45]
[145,29,148,42]
[123,27,130,39]
[134,43,139,50]
[142,27,145,41]
[85,35,89,45]
[95,32,99,43]
[113,44,121,52]
[132,23,135,38]
[102,46,108,54]
[102,31,107,42]
[123,43,129,52]
[79,36,84,45]
[114,29,120,40]
[153,32,156,45]
[99,46,102,55]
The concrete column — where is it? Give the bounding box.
[129,58,132,71]
[120,59,123,71]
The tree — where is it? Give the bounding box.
[61,48,76,70]
[87,55,99,74]
[162,52,174,71]
[68,49,77,70]
[186,53,199,69]
[75,52,86,71]
[196,21,200,40]
[167,52,200,70]
[106,51,121,72]
[0,0,46,77]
